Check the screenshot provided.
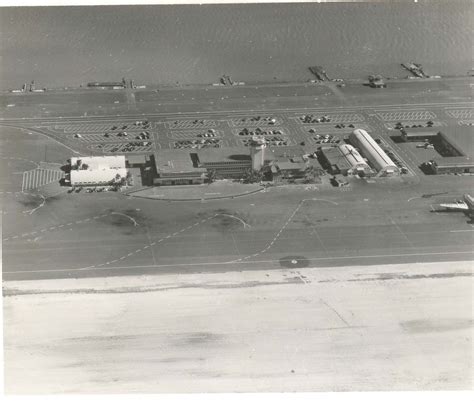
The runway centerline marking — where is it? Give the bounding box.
[4,250,473,275]
[3,211,115,242]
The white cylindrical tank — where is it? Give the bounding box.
[249,137,267,171]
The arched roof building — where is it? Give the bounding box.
[338,144,373,175]
[349,129,399,176]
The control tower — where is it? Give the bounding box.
[249,137,267,171]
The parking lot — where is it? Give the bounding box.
[384,120,445,130]
[168,129,222,140]
[229,116,281,127]
[297,113,364,124]
[167,119,217,129]
[444,109,473,119]
[240,136,290,147]
[173,138,222,150]
[232,127,291,147]
[54,120,154,133]
[89,141,155,153]
[309,133,343,146]
[376,110,437,121]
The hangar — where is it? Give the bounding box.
[320,144,373,176]
[338,144,373,175]
[349,129,399,176]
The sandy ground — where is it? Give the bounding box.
[3,260,473,394]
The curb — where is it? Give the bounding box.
[126,187,265,202]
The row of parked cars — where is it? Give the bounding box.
[197,129,218,138]
[172,119,209,126]
[238,116,277,124]
[241,137,289,147]
[238,128,284,136]
[334,123,356,129]
[313,134,341,145]
[102,131,151,139]
[395,121,435,129]
[174,138,221,149]
[111,120,150,130]
[300,114,331,124]
[107,142,152,153]
[68,186,114,193]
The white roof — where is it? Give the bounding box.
[349,129,398,172]
[70,155,127,185]
[71,155,126,170]
[71,168,127,185]
[338,144,369,168]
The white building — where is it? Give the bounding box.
[338,144,373,175]
[70,156,127,186]
[349,129,399,176]
[249,137,267,171]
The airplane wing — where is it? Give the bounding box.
[439,202,469,211]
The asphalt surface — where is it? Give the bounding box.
[1,77,473,281]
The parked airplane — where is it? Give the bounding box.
[439,194,474,216]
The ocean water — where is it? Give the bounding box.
[0,2,472,89]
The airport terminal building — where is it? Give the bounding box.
[152,150,207,186]
[151,144,318,186]
[152,148,253,185]
[349,129,399,176]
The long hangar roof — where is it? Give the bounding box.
[349,129,398,172]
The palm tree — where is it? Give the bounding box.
[303,165,324,183]
[206,169,218,184]
[242,168,263,184]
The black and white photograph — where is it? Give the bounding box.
[0,0,473,396]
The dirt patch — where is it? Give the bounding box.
[171,332,223,347]
[15,194,42,208]
[400,319,473,333]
